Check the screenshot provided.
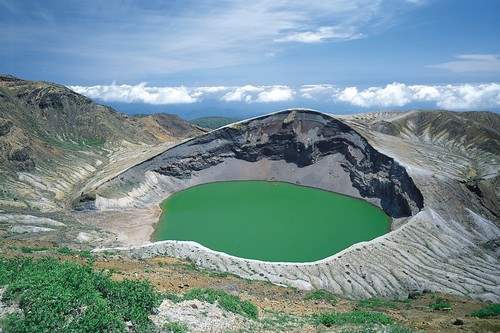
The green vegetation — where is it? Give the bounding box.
[313,310,394,327]
[183,288,258,319]
[357,298,398,309]
[14,245,93,260]
[469,303,500,318]
[190,116,239,129]
[0,257,160,333]
[164,291,184,303]
[44,135,105,151]
[304,289,338,305]
[56,246,74,255]
[155,181,390,262]
[341,324,414,333]
[257,310,306,331]
[163,321,188,333]
[429,296,452,311]
[19,246,51,253]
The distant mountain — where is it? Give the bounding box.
[190,116,240,129]
[132,113,207,139]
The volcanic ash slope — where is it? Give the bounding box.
[91,109,500,302]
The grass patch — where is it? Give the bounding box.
[357,298,398,309]
[258,310,306,331]
[341,324,414,333]
[15,245,93,260]
[0,256,160,333]
[163,291,184,303]
[56,246,74,255]
[304,289,337,305]
[163,321,188,333]
[469,303,500,318]
[19,246,50,253]
[183,288,258,319]
[313,310,393,327]
[429,296,451,311]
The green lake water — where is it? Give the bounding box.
[153,181,390,262]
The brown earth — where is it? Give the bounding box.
[1,239,498,333]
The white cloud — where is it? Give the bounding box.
[221,85,294,103]
[300,84,338,99]
[256,86,294,102]
[337,83,412,107]
[70,83,197,104]
[69,82,500,110]
[334,82,500,109]
[71,83,295,104]
[220,85,263,102]
[428,54,500,73]
[429,83,500,109]
[275,26,363,43]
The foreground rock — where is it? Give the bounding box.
[151,299,249,333]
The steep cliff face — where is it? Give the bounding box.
[344,110,499,220]
[93,110,423,218]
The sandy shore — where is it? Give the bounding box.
[75,206,161,246]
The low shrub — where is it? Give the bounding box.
[313,310,393,327]
[56,246,74,255]
[163,321,188,333]
[184,288,258,319]
[469,303,500,318]
[357,298,398,309]
[0,257,161,333]
[304,289,338,305]
[429,296,451,311]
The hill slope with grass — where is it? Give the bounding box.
[0,75,203,211]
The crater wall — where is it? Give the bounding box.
[93,110,424,218]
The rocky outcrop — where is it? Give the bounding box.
[94,110,423,218]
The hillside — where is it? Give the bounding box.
[133,113,207,140]
[0,75,203,210]
[0,98,499,332]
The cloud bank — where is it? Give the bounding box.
[69,82,500,110]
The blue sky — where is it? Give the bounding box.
[1,0,499,117]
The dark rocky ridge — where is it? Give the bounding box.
[97,110,424,218]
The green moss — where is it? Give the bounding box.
[304,289,337,305]
[0,257,160,333]
[183,288,258,319]
[313,311,394,327]
[469,303,500,318]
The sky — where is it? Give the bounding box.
[1,0,499,118]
